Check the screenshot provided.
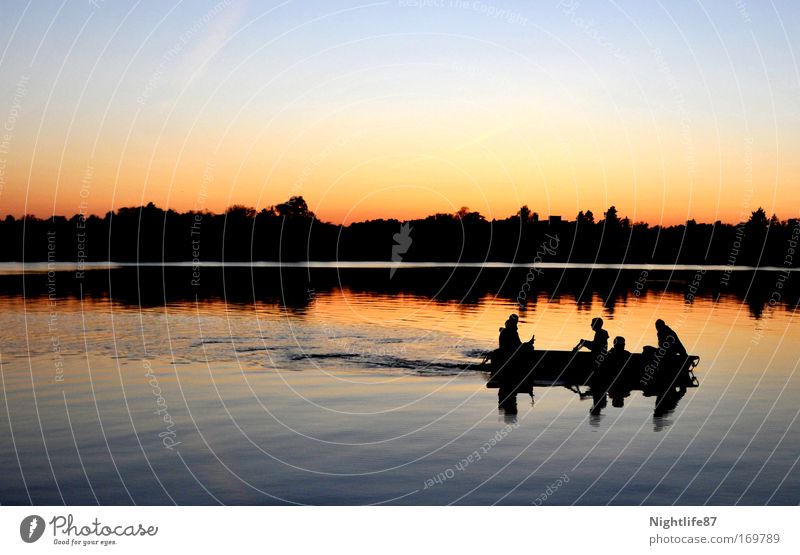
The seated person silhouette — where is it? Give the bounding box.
[587,333,623,414]
[499,314,534,350]
[496,314,535,412]
[641,320,689,390]
[497,314,535,365]
[606,337,633,407]
[607,336,631,370]
[655,319,687,358]
[574,317,609,357]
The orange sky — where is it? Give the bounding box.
[4,107,794,226]
[1,1,798,225]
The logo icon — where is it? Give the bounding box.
[20,515,45,543]
[390,222,413,278]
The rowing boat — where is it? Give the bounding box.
[483,347,700,395]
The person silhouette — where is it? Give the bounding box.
[498,314,534,353]
[606,336,631,367]
[655,319,687,358]
[605,336,632,407]
[495,314,535,411]
[574,317,609,357]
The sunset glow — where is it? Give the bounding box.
[1,1,798,224]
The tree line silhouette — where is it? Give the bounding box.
[1,196,798,266]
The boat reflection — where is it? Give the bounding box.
[484,344,700,428]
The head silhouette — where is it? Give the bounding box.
[505,313,519,328]
[591,317,604,331]
[613,336,626,350]
[655,319,666,331]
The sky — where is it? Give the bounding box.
[0,0,798,225]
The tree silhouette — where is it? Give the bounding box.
[0,196,797,267]
[747,207,768,230]
[603,206,619,227]
[576,210,596,226]
[275,196,314,219]
[226,205,257,219]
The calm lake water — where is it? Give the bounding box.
[0,264,798,505]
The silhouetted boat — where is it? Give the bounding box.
[482,348,700,396]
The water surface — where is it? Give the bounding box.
[0,265,798,505]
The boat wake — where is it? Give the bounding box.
[289,350,483,376]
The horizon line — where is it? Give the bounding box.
[3,260,800,276]
[2,200,791,228]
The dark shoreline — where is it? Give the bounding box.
[2,200,798,268]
